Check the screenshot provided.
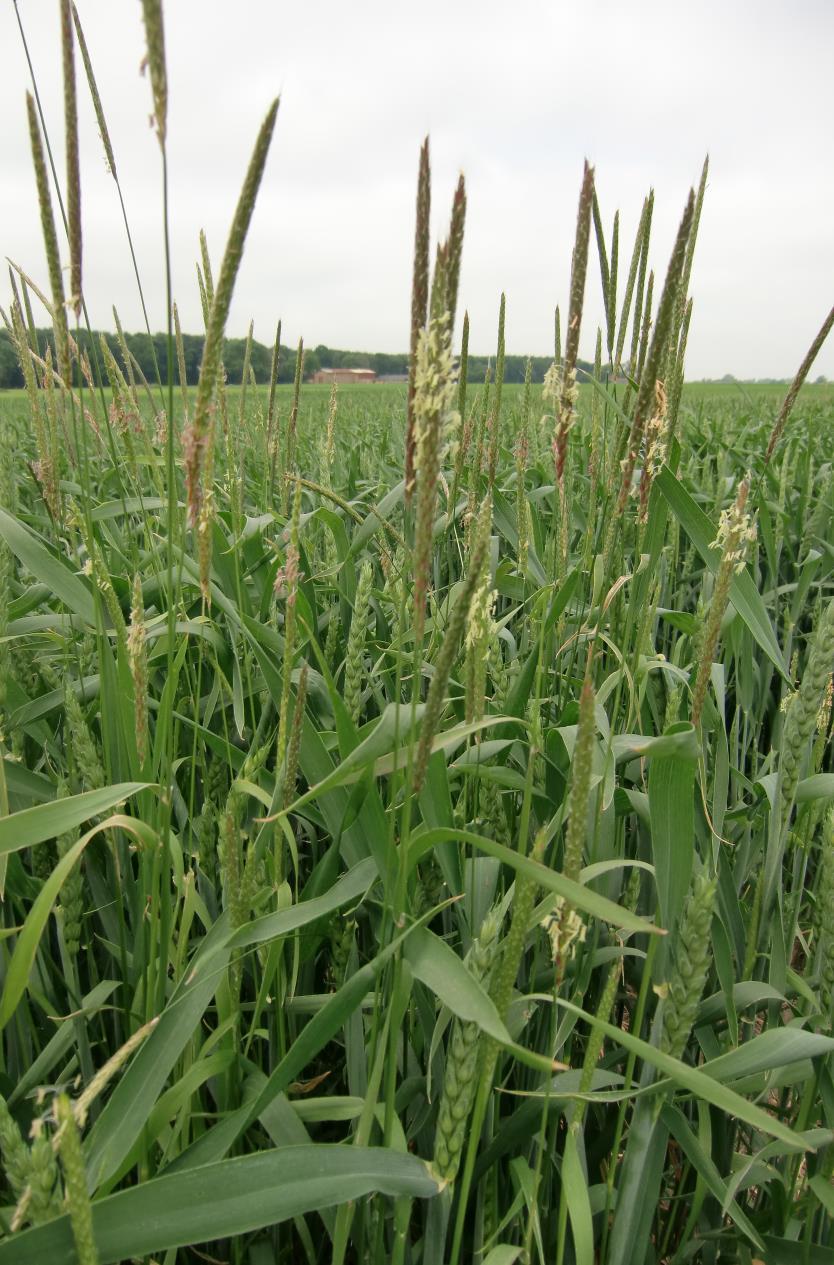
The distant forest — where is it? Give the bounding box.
[0,326,594,390]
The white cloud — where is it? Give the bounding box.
[1,0,832,378]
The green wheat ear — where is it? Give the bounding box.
[764,303,834,465]
[486,292,505,489]
[779,599,834,825]
[613,188,695,526]
[433,908,502,1183]
[56,781,84,956]
[283,661,309,810]
[412,500,490,796]
[691,478,755,727]
[71,2,117,177]
[816,811,834,1025]
[0,1095,30,1207]
[25,94,71,387]
[445,173,466,333]
[514,356,532,575]
[661,869,717,1060]
[405,136,431,500]
[563,668,596,884]
[185,97,279,576]
[60,0,82,317]
[55,1095,99,1265]
[127,575,149,765]
[277,476,302,770]
[140,0,167,150]
[344,561,374,724]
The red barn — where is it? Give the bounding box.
[311,367,376,385]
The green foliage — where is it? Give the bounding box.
[1,8,834,1264]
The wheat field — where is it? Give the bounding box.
[1,4,834,1264]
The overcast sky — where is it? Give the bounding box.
[1,1,832,379]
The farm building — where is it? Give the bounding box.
[311,367,376,385]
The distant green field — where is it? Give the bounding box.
[2,375,830,430]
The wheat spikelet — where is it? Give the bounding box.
[74,1020,158,1128]
[56,783,84,956]
[26,1124,61,1226]
[25,94,71,386]
[140,0,167,149]
[447,312,471,523]
[412,503,490,795]
[637,378,669,524]
[281,338,304,512]
[220,743,269,999]
[265,319,282,468]
[277,477,302,770]
[411,301,458,651]
[564,670,596,884]
[613,192,694,523]
[0,417,14,722]
[550,169,594,577]
[571,960,620,1123]
[71,2,116,177]
[780,599,834,826]
[61,0,82,316]
[344,561,373,724]
[486,293,505,489]
[615,193,652,375]
[433,909,502,1183]
[127,574,149,764]
[405,137,431,500]
[54,1095,99,1265]
[764,303,834,465]
[464,521,496,725]
[457,309,470,427]
[184,99,279,554]
[665,296,693,449]
[10,301,60,521]
[0,1095,30,1204]
[284,661,308,809]
[445,173,466,333]
[661,870,716,1060]
[64,686,104,792]
[514,357,532,576]
[173,300,188,425]
[607,209,619,358]
[691,478,755,727]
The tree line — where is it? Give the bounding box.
[0,326,593,389]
